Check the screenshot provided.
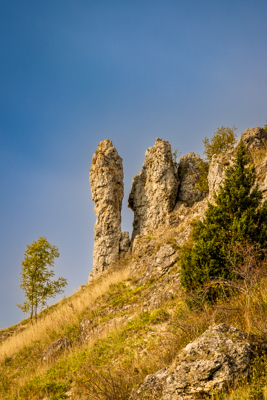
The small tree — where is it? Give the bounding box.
[17,237,67,322]
[180,141,267,297]
[203,126,237,163]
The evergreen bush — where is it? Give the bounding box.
[180,141,267,297]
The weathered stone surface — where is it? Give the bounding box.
[128,138,179,243]
[137,244,177,284]
[241,126,267,151]
[208,127,267,202]
[89,139,124,281]
[119,231,130,254]
[256,155,267,201]
[43,338,70,361]
[177,152,207,205]
[131,324,267,400]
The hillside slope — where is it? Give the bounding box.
[1,127,267,400]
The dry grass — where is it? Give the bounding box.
[0,314,131,398]
[0,266,129,363]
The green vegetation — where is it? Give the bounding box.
[2,128,267,399]
[194,156,209,192]
[17,237,67,323]
[181,141,267,297]
[194,125,237,193]
[172,147,182,163]
[2,244,267,399]
[203,125,237,163]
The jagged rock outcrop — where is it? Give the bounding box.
[177,152,207,205]
[131,324,267,400]
[89,139,125,281]
[208,127,267,201]
[241,126,267,151]
[128,138,179,242]
[43,338,71,361]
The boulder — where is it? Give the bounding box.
[89,139,124,281]
[128,138,179,243]
[43,337,70,361]
[131,324,267,400]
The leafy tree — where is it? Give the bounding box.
[180,141,267,297]
[203,126,237,163]
[264,123,267,132]
[17,237,67,322]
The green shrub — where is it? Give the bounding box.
[180,141,267,298]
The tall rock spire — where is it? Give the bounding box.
[89,139,124,281]
[128,138,179,242]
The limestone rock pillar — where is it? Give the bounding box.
[128,138,179,242]
[89,139,124,281]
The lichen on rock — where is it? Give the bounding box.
[89,139,125,281]
[131,324,267,400]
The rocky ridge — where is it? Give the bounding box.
[90,128,267,280]
[89,137,207,277]
[1,126,267,399]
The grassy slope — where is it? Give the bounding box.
[1,200,267,399]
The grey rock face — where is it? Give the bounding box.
[177,152,207,205]
[241,126,267,151]
[128,138,179,242]
[137,244,177,284]
[208,152,232,202]
[89,139,124,281]
[43,338,70,361]
[208,127,267,202]
[256,155,267,200]
[131,324,266,400]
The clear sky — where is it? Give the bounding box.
[0,0,267,328]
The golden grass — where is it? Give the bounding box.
[0,266,129,363]
[0,313,131,397]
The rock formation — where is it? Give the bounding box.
[208,126,267,201]
[89,139,127,281]
[128,138,179,242]
[43,338,71,361]
[177,152,207,206]
[241,126,267,151]
[131,324,267,400]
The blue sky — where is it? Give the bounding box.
[0,0,267,328]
